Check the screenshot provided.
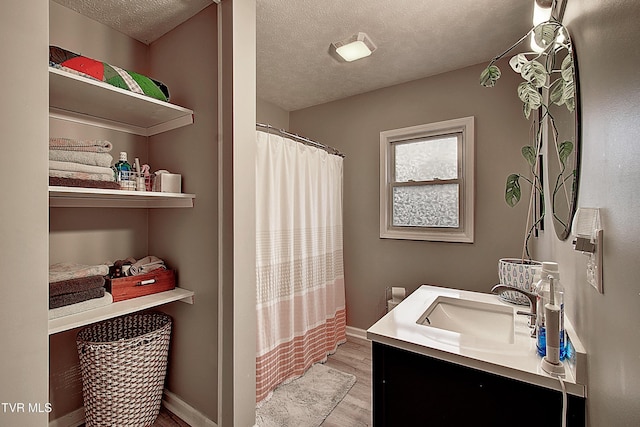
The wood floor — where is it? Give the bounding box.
[321,335,373,426]
[152,335,373,426]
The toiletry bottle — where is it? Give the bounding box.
[535,262,566,359]
[113,151,134,190]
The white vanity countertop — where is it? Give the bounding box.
[366,285,586,397]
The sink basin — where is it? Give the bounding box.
[417,296,515,344]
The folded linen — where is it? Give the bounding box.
[128,255,166,276]
[50,160,114,176]
[49,275,105,297]
[49,262,110,283]
[49,176,120,190]
[49,149,113,168]
[49,137,113,153]
[49,169,115,182]
[49,168,115,182]
[50,286,105,309]
[49,292,113,320]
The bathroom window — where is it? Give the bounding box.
[380,117,475,242]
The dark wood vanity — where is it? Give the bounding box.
[372,342,585,426]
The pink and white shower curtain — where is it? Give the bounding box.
[255,130,346,404]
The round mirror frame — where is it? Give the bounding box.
[549,37,581,241]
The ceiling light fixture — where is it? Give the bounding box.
[332,32,377,62]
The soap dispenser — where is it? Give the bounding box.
[535,262,566,360]
[113,151,135,190]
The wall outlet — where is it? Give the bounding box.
[586,229,603,293]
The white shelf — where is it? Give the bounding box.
[48,287,195,335]
[49,67,194,136]
[49,186,195,208]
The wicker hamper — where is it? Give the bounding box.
[76,312,172,427]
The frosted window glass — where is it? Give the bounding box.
[394,136,458,182]
[392,184,459,228]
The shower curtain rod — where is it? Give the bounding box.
[256,123,345,158]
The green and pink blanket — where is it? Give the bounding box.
[49,45,170,102]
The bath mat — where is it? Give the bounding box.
[255,363,356,426]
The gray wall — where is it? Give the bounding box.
[257,97,289,130]
[290,61,532,329]
[149,5,220,422]
[535,0,640,425]
[0,1,49,426]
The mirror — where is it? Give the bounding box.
[548,39,580,241]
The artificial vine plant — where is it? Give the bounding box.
[479,20,575,259]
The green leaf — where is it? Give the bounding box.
[522,146,537,167]
[480,65,501,87]
[561,54,574,82]
[557,141,574,166]
[565,95,575,112]
[517,82,542,118]
[505,174,522,207]
[549,78,565,106]
[563,79,575,102]
[521,60,548,88]
[533,22,560,50]
[509,54,528,73]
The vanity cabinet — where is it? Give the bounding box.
[372,342,585,427]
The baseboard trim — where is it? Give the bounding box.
[162,389,218,427]
[48,391,216,427]
[345,325,369,340]
[48,407,84,427]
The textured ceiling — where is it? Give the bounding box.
[53,0,535,112]
[53,0,214,44]
[257,0,533,111]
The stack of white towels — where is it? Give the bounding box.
[49,137,119,189]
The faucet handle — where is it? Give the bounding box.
[516,311,537,336]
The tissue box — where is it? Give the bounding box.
[153,173,181,193]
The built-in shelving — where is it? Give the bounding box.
[48,65,197,334]
[49,186,196,208]
[48,287,195,335]
[49,67,194,136]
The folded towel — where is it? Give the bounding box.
[49,169,115,182]
[49,275,106,297]
[50,160,114,176]
[49,292,113,320]
[49,286,105,309]
[128,255,166,276]
[49,262,110,283]
[49,149,113,168]
[49,137,113,153]
[49,176,121,190]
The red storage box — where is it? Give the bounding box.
[107,269,176,302]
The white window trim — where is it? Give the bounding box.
[379,116,475,243]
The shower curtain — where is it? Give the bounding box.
[255,130,346,404]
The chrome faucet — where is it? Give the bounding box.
[491,284,537,336]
